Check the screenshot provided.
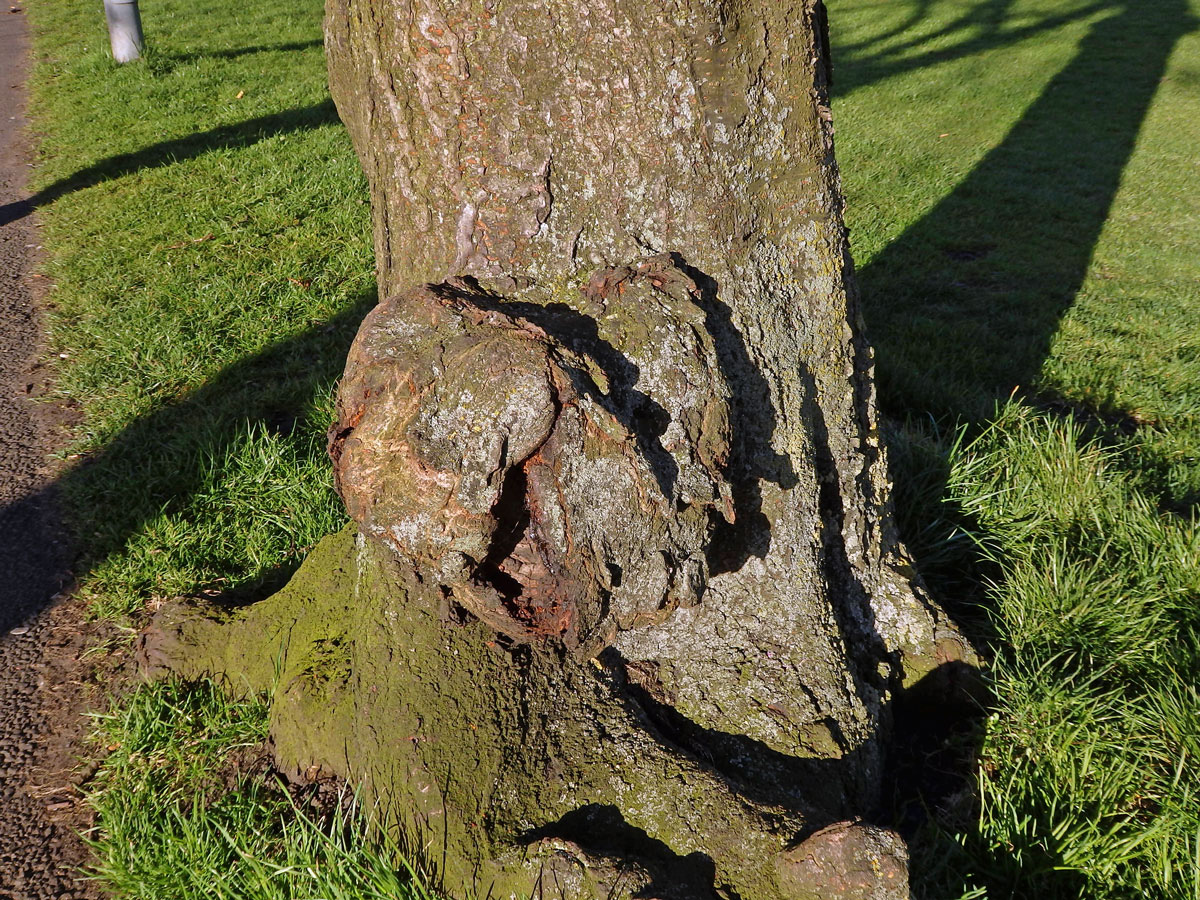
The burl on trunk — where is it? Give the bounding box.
[141,1,975,897]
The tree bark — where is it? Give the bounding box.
[142,1,975,897]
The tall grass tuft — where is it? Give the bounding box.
[924,404,1200,899]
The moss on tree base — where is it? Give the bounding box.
[141,524,919,900]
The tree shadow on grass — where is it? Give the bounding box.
[847,0,1195,623]
[0,292,373,634]
[832,0,1118,97]
[832,0,1197,894]
[0,99,339,227]
[165,38,324,65]
[843,0,1197,425]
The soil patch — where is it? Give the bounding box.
[0,9,111,899]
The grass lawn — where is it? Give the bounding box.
[830,0,1200,896]
[27,0,373,620]
[20,0,1200,896]
[24,0,394,892]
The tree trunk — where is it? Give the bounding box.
[142,1,974,897]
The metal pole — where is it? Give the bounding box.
[103,0,144,63]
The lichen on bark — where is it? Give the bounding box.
[141,0,977,897]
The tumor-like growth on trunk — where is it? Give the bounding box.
[138,0,981,896]
[330,257,737,654]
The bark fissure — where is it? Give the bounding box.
[601,647,861,826]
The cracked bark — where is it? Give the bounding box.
[141,1,976,897]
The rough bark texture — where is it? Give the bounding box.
[142,1,975,897]
[328,264,738,655]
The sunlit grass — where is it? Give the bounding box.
[26,0,372,619]
[832,0,1200,896]
[933,407,1200,899]
[86,679,437,900]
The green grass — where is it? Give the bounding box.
[20,0,1200,896]
[86,678,435,900]
[830,0,1200,896]
[26,0,373,618]
[22,1,401,892]
[929,408,1200,898]
[831,0,1200,504]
